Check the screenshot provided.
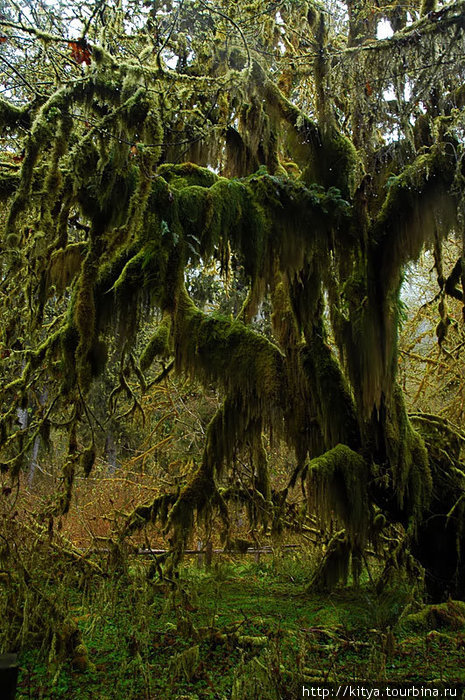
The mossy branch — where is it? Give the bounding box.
[306,444,369,543]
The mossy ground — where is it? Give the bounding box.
[15,555,465,699]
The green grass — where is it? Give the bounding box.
[14,555,465,699]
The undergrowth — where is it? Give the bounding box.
[5,550,465,699]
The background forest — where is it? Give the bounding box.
[1,0,465,697]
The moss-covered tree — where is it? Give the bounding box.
[1,0,465,600]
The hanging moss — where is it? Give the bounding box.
[308,530,351,592]
[372,146,457,299]
[160,163,350,293]
[332,269,389,417]
[139,314,172,371]
[166,459,229,547]
[77,165,352,352]
[173,288,285,429]
[301,324,360,450]
[74,252,98,392]
[306,444,369,543]
[0,98,31,132]
[223,89,280,177]
[46,243,87,295]
[384,386,432,523]
[4,83,86,245]
[80,446,96,477]
[2,11,464,601]
[260,69,358,198]
[120,493,178,539]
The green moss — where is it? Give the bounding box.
[306,444,369,543]
[0,98,31,132]
[301,324,360,450]
[47,243,87,295]
[174,289,285,428]
[309,530,351,592]
[169,645,199,683]
[232,654,279,700]
[163,169,348,293]
[80,446,96,477]
[332,269,391,417]
[74,255,98,392]
[5,86,72,240]
[302,128,358,198]
[120,493,177,538]
[372,147,457,298]
[332,143,458,419]
[385,385,432,522]
[140,315,172,371]
[60,323,79,394]
[404,600,465,631]
[158,162,218,189]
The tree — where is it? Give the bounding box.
[0,0,464,600]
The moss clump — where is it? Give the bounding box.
[372,147,457,297]
[158,162,218,189]
[404,600,465,631]
[302,128,358,198]
[71,643,91,672]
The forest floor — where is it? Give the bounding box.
[15,555,465,699]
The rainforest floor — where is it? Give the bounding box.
[15,554,465,699]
